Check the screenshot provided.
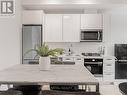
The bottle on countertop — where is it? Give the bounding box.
[68,48,71,55]
[98,45,105,56]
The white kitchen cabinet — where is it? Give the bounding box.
[81,14,103,29]
[63,14,80,42]
[103,57,115,82]
[44,14,63,42]
[62,56,84,66]
[22,10,44,24]
[44,14,80,42]
[74,57,84,66]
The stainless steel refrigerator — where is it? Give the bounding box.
[115,44,127,79]
[22,24,42,64]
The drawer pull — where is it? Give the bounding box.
[65,58,71,60]
[104,73,112,75]
[76,58,81,60]
[106,59,112,60]
[106,64,112,66]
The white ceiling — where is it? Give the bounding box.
[22,0,127,12]
[23,0,127,4]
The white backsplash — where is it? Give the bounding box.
[46,42,105,55]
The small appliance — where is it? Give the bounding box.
[82,53,103,77]
[80,29,103,42]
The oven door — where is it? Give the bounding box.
[85,64,103,77]
[84,59,103,77]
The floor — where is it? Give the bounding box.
[100,84,122,95]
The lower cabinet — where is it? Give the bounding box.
[62,57,74,62]
[62,57,84,66]
[103,57,115,82]
[103,72,115,81]
[74,57,84,66]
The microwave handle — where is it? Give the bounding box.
[98,31,100,40]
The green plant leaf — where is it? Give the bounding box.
[24,44,64,57]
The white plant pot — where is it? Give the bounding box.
[39,57,51,70]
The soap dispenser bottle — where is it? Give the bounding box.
[68,48,71,55]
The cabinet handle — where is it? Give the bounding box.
[76,58,81,60]
[106,64,112,66]
[106,59,112,60]
[65,58,71,60]
[105,73,112,75]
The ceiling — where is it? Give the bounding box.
[22,0,127,12]
[23,0,127,4]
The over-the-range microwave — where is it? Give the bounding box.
[80,29,103,42]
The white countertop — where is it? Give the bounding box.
[57,54,115,59]
[58,54,104,59]
[0,64,98,85]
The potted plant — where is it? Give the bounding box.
[25,43,64,70]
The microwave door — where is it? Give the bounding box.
[84,32,98,40]
[80,30,102,42]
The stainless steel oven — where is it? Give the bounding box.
[84,58,103,77]
[80,29,102,42]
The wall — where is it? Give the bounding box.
[106,6,127,56]
[22,0,127,56]
[47,42,104,55]
[47,7,127,56]
[0,0,22,70]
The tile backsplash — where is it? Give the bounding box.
[46,42,105,55]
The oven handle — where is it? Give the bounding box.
[118,60,127,62]
[98,31,100,40]
[84,62,103,64]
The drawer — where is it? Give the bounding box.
[103,64,114,72]
[74,58,84,62]
[103,73,114,80]
[103,73,114,76]
[104,63,114,66]
[63,57,74,62]
[104,59,115,65]
[103,72,114,75]
[103,68,115,73]
[74,58,84,66]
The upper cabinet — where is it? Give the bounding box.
[81,14,103,29]
[22,10,44,24]
[63,14,80,42]
[44,14,80,42]
[44,14,63,42]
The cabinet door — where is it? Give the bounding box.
[22,10,43,24]
[103,72,115,81]
[81,14,103,29]
[63,14,80,42]
[103,57,115,81]
[44,14,63,42]
[74,57,84,66]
